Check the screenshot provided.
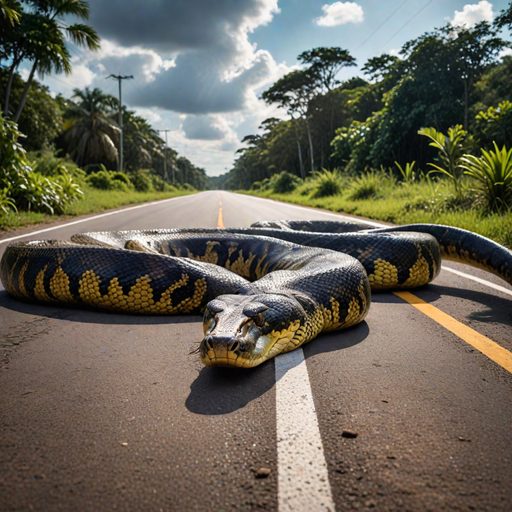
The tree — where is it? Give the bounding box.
[0,69,63,150]
[1,0,100,121]
[298,47,356,92]
[263,69,318,175]
[61,87,120,169]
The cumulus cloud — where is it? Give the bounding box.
[182,115,231,141]
[315,1,364,27]
[40,1,291,174]
[450,0,494,28]
[87,0,279,54]
[83,0,286,115]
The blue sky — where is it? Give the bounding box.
[35,0,510,175]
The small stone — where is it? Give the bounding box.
[458,437,471,442]
[255,467,271,479]
[342,430,358,439]
[120,442,128,447]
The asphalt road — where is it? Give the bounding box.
[0,191,511,512]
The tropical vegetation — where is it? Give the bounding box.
[0,0,207,226]
[215,4,512,243]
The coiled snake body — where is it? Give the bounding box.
[1,221,511,368]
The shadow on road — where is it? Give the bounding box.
[186,321,369,415]
[0,290,197,325]
[371,284,511,327]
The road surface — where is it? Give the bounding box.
[1,191,511,511]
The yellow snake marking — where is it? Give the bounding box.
[267,319,303,357]
[18,260,29,297]
[187,241,220,265]
[225,247,257,279]
[49,266,76,302]
[344,296,362,327]
[320,297,343,331]
[403,254,431,287]
[34,265,53,302]
[77,270,207,313]
[253,244,271,279]
[368,258,399,289]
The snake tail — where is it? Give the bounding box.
[371,224,512,285]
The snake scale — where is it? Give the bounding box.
[1,220,511,368]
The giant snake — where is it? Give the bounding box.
[1,220,511,368]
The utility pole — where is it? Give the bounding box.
[158,129,173,184]
[107,74,133,172]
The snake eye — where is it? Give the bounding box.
[204,316,216,335]
[253,312,265,327]
[207,300,225,314]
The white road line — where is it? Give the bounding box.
[275,349,335,512]
[231,193,512,297]
[0,195,195,245]
[441,266,512,297]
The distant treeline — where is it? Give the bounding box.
[217,6,512,190]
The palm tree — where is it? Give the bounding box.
[2,0,100,121]
[62,87,120,169]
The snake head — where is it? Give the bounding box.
[199,293,306,368]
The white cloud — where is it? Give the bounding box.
[498,47,512,59]
[182,114,233,141]
[315,1,364,27]
[450,0,494,28]
[37,1,293,175]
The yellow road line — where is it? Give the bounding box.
[217,203,224,228]
[394,291,512,374]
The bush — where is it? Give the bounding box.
[87,170,131,191]
[130,170,153,192]
[311,169,344,198]
[150,174,175,191]
[31,151,85,180]
[460,143,512,212]
[474,101,512,149]
[270,171,302,194]
[347,170,389,200]
[0,115,81,214]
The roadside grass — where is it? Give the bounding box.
[246,178,512,248]
[0,186,193,232]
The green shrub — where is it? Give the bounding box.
[0,188,17,214]
[31,151,85,180]
[311,169,344,198]
[130,170,154,192]
[87,170,130,191]
[394,161,418,183]
[270,171,302,194]
[111,171,133,186]
[418,125,470,198]
[474,101,512,148]
[150,174,174,191]
[460,143,512,212]
[347,170,389,200]
[0,115,81,214]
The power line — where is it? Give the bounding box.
[106,74,134,172]
[381,0,433,48]
[356,0,409,50]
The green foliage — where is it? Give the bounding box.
[0,188,17,214]
[347,170,390,200]
[269,171,302,194]
[394,161,418,183]
[460,143,512,212]
[474,100,512,148]
[418,125,469,196]
[150,173,175,192]
[130,169,154,192]
[87,169,131,192]
[311,169,344,197]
